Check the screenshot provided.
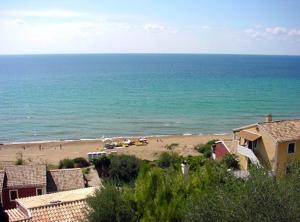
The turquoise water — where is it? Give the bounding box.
[0,54,300,143]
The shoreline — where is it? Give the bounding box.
[0,134,233,165]
[0,132,232,145]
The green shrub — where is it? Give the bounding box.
[82,167,90,175]
[194,140,216,158]
[58,158,75,169]
[86,184,135,222]
[93,156,111,177]
[47,164,58,170]
[15,152,24,165]
[15,158,23,165]
[164,143,179,151]
[157,152,181,169]
[73,157,90,168]
[109,155,140,184]
[185,155,208,171]
[221,154,239,169]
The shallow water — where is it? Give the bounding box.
[0,54,300,142]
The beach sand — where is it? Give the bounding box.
[0,134,232,166]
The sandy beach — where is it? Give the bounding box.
[0,134,232,166]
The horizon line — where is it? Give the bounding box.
[0,52,300,57]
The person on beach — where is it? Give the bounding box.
[60,144,62,150]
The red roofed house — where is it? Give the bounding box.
[0,165,86,210]
[212,141,231,160]
[5,187,97,222]
[1,165,46,210]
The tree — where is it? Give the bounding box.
[93,156,111,177]
[92,155,140,184]
[73,157,90,168]
[134,167,186,222]
[221,154,239,169]
[194,140,216,158]
[184,166,300,222]
[109,155,140,184]
[157,152,181,169]
[86,184,135,222]
[58,158,75,169]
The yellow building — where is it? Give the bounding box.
[233,115,300,177]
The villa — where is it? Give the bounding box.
[0,165,86,209]
[5,187,96,222]
[233,115,300,177]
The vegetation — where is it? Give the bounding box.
[82,167,90,175]
[87,184,135,222]
[58,157,90,169]
[15,152,24,165]
[93,156,111,177]
[194,140,217,158]
[93,155,140,184]
[220,154,239,169]
[87,152,300,222]
[157,152,181,169]
[58,158,75,169]
[47,163,59,169]
[73,157,90,168]
[164,143,179,151]
[109,155,140,184]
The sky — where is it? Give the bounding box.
[0,0,300,55]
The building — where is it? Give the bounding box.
[47,168,86,193]
[212,140,231,160]
[0,165,86,209]
[5,187,97,222]
[233,115,300,177]
[1,165,47,209]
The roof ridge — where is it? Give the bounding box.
[258,118,300,125]
[17,187,97,201]
[49,168,82,171]
[30,199,86,209]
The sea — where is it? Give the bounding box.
[0,54,300,143]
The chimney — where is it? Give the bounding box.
[181,160,190,177]
[265,114,272,123]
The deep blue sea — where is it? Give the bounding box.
[0,54,300,143]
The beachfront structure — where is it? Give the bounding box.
[212,141,231,160]
[5,187,96,222]
[0,165,86,209]
[233,115,300,177]
[87,151,107,162]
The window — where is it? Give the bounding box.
[36,188,43,196]
[252,140,257,149]
[9,190,18,201]
[288,143,295,154]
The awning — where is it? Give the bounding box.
[237,145,260,165]
[237,130,261,141]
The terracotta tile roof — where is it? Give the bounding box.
[259,119,300,142]
[47,168,85,193]
[0,170,5,193]
[7,187,97,222]
[29,200,88,222]
[6,208,30,222]
[4,165,47,188]
[17,187,97,209]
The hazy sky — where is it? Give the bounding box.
[1,0,300,55]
